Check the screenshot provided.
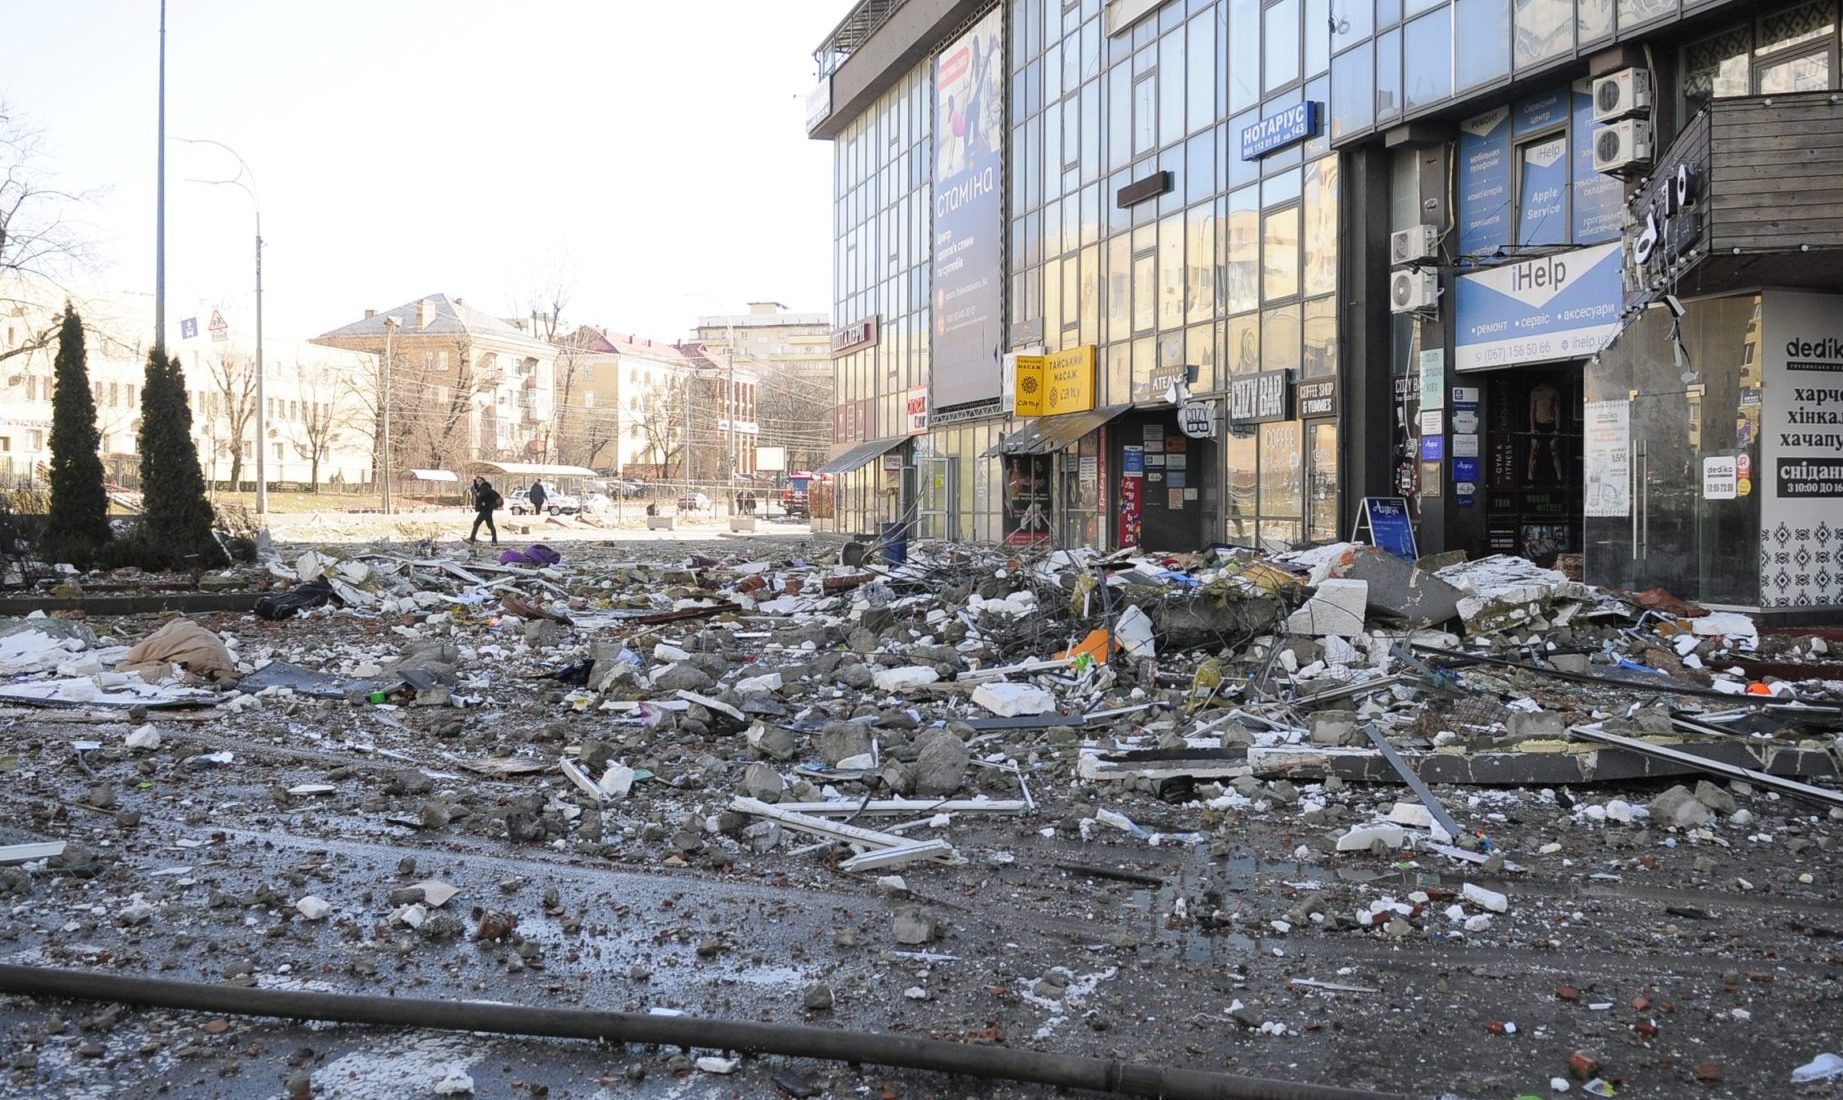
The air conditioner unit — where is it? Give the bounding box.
[1594,118,1653,175]
[1592,68,1651,123]
[1390,269,1438,314]
[1390,225,1439,267]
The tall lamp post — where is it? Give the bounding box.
[381,316,398,515]
[173,136,266,514]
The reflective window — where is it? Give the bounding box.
[1227,313,1262,376]
[1379,0,1403,24]
[1308,421,1339,541]
[1266,0,1302,90]
[1406,0,1444,14]
[1306,0,1331,76]
[1185,202,1216,325]
[1331,40,1376,137]
[1160,27,1186,147]
[1230,0,1261,112]
[1683,26,1751,114]
[1260,207,1304,302]
[1108,65,1133,171]
[1516,134,1568,246]
[1132,251,1157,332]
[1759,49,1833,91]
[1258,420,1303,518]
[1761,1,1838,55]
[1106,235,1131,341]
[1377,28,1404,120]
[1302,155,1339,295]
[1226,185,1261,312]
[1514,0,1572,67]
[1159,213,1185,329]
[1303,295,1338,378]
[1403,9,1452,109]
[1619,0,1677,28]
[1186,16,1215,134]
[1132,74,1156,155]
[1185,127,1218,203]
[1455,0,1510,89]
[1577,0,1613,42]
[1331,0,1374,50]
[1262,304,1302,373]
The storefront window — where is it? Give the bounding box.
[1262,303,1303,372]
[1309,421,1340,542]
[1513,0,1571,68]
[1455,0,1510,89]
[1404,9,1453,109]
[1262,206,1301,301]
[1302,155,1339,295]
[1330,41,1376,137]
[1226,425,1258,540]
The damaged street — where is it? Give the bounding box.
[0,529,1838,1099]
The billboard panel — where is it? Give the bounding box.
[931,6,1005,413]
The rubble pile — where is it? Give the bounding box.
[0,532,1838,1098]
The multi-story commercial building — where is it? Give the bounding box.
[808,0,1843,617]
[693,303,834,472]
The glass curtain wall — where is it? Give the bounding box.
[1009,0,1339,550]
[831,62,933,533]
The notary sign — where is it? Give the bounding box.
[1240,101,1319,160]
[1015,345,1096,417]
[1230,370,1290,424]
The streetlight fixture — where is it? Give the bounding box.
[173,136,266,514]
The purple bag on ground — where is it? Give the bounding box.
[499,549,532,565]
[525,543,562,566]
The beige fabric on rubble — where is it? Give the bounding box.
[117,618,238,683]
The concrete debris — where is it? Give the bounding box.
[0,531,1838,1098]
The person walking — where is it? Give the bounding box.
[468,476,501,544]
[529,479,549,515]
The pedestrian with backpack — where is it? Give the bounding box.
[469,476,502,545]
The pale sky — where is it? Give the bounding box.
[1,0,849,350]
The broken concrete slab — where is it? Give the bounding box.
[1341,547,1464,626]
[970,681,1056,717]
[1284,579,1369,639]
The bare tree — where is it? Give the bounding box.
[511,251,577,342]
[204,352,259,488]
[396,335,499,473]
[290,360,353,490]
[1,103,93,366]
[634,375,688,480]
[754,361,836,471]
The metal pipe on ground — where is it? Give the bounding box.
[0,964,1405,1100]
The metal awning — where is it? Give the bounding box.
[473,462,600,477]
[816,435,907,475]
[403,469,458,483]
[981,404,1131,457]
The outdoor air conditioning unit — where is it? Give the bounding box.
[1594,118,1653,174]
[1390,224,1439,266]
[1592,68,1651,123]
[1390,269,1439,314]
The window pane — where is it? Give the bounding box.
[1266,0,1302,91]
[1079,243,1101,346]
[1620,0,1677,29]
[1263,302,1303,372]
[1106,235,1131,341]
[1407,0,1443,13]
[1578,0,1613,42]
[1133,75,1157,155]
[1186,202,1216,325]
[1160,27,1186,147]
[1379,0,1403,23]
[1514,0,1572,68]
[1307,0,1331,76]
[1185,128,1218,205]
[1159,214,1185,330]
[1404,9,1453,109]
[1187,15,1216,134]
[1377,28,1404,120]
[1262,206,1301,301]
[1683,27,1751,114]
[1230,0,1261,112]
[1133,251,1157,331]
[1517,134,1568,246]
[1227,312,1261,376]
[1332,41,1377,137]
[1187,321,1218,392]
[1758,49,1834,93]
[1760,1,1837,56]
[1044,256,1063,336]
[1227,422,1258,538]
[1308,421,1340,541]
[1455,0,1510,89]
[1303,294,1337,379]
[1227,186,1261,312]
[1332,0,1374,51]
[1303,155,1340,296]
[1109,65,1133,171]
[1259,420,1303,517]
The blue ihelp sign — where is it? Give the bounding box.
[1241,102,1320,160]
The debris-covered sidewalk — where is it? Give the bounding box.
[0,531,1839,1099]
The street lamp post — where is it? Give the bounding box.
[381,316,398,515]
[174,137,266,514]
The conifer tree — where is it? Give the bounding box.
[136,349,222,567]
[42,306,112,565]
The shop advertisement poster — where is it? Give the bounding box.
[1516,133,1569,248]
[1419,349,1445,409]
[1703,456,1737,500]
[1118,475,1142,547]
[1761,291,1843,607]
[1583,399,1631,517]
[1122,445,1145,477]
[1569,79,1625,244]
[1454,242,1621,371]
[1457,108,1510,259]
[930,7,1005,412]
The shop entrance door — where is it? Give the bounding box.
[1118,410,1211,551]
[916,456,959,542]
[1482,366,1584,567]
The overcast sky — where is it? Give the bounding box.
[2,1,848,351]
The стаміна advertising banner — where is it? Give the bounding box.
[931,6,1004,413]
[1762,291,1843,608]
[1454,241,1620,372]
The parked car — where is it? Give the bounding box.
[543,492,581,515]
[506,488,535,515]
[677,491,711,512]
[578,492,612,514]
[616,479,649,499]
